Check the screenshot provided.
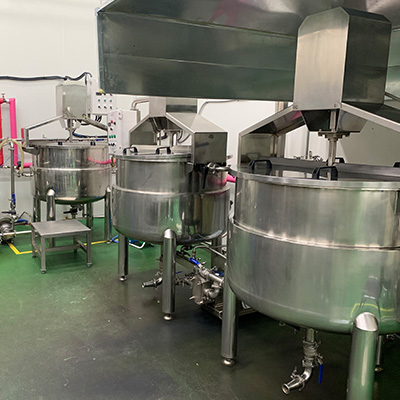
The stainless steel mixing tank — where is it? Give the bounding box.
[113,146,229,244]
[31,140,112,240]
[228,166,400,335]
[221,162,400,399]
[32,140,111,204]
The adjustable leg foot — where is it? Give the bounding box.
[222,358,235,367]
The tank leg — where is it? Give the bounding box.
[221,280,239,366]
[118,234,129,281]
[104,187,112,243]
[211,236,224,270]
[375,335,384,372]
[33,196,41,222]
[86,203,93,229]
[162,229,177,321]
[347,312,379,400]
[46,189,56,247]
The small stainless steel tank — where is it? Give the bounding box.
[30,140,112,241]
[31,140,111,204]
[113,146,229,244]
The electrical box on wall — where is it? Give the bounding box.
[107,109,139,155]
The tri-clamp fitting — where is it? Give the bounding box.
[282,329,323,394]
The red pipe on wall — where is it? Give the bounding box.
[0,98,3,165]
[8,98,18,166]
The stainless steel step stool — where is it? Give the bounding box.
[31,220,92,273]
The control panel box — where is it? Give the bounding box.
[90,92,116,115]
[107,109,139,155]
[87,78,117,116]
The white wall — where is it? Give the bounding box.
[0,0,131,218]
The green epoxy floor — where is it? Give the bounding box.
[1,219,399,400]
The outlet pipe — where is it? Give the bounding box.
[0,98,3,165]
[8,98,18,166]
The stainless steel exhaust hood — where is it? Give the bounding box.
[238,7,400,165]
[97,0,400,101]
[128,97,228,165]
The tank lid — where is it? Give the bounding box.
[231,158,400,190]
[30,139,108,149]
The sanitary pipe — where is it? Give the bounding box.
[142,276,163,288]
[282,329,320,394]
[46,189,56,247]
[9,142,15,211]
[8,98,17,166]
[46,189,56,222]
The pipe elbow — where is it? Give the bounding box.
[282,367,313,395]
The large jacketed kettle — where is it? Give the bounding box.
[221,8,400,400]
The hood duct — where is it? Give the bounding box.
[97,0,400,101]
[128,97,228,166]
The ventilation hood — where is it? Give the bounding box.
[238,7,400,164]
[97,0,400,101]
[128,97,227,165]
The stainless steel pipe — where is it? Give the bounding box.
[161,229,177,321]
[118,234,129,282]
[104,187,112,243]
[46,189,56,247]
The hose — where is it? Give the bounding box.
[0,72,92,83]
[73,132,106,140]
[111,234,147,249]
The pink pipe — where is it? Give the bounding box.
[87,157,113,165]
[8,98,18,166]
[227,174,236,183]
[0,98,3,165]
